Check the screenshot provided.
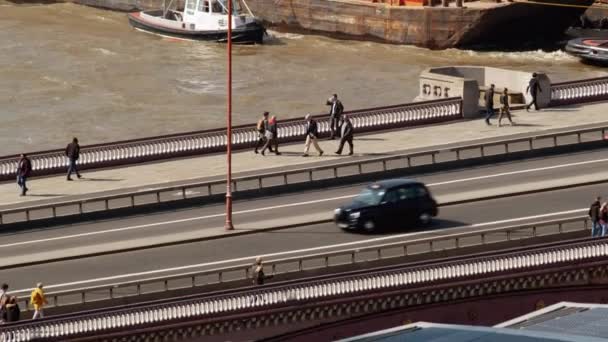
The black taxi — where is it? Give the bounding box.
[334,179,438,232]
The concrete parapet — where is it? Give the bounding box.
[417,66,552,118]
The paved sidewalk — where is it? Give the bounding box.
[1,102,607,208]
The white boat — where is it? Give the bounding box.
[128,0,265,44]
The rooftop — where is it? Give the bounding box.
[340,302,608,342]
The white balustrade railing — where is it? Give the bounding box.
[1,237,604,341]
[550,76,608,105]
[0,98,462,180]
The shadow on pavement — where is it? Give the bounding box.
[339,218,470,236]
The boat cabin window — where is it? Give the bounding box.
[185,0,196,14]
[211,0,225,13]
[210,0,240,14]
[197,0,209,12]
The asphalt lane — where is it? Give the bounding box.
[1,148,607,255]
[0,180,600,294]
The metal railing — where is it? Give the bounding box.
[2,122,606,226]
[0,220,599,341]
[550,76,608,106]
[7,216,589,314]
[0,98,462,181]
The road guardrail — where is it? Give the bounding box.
[0,218,598,342]
[1,123,606,226]
[8,215,589,314]
[0,98,463,181]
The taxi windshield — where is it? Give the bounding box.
[354,187,385,206]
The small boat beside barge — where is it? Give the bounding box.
[127,0,265,44]
[565,38,608,64]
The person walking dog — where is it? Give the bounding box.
[65,137,82,181]
[335,115,354,155]
[303,114,324,157]
[16,154,32,196]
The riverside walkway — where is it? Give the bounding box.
[0,101,606,208]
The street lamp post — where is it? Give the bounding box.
[224,0,234,231]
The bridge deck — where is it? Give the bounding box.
[0,101,606,211]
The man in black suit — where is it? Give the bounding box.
[325,94,344,139]
[484,84,495,126]
[526,73,542,111]
[335,115,354,155]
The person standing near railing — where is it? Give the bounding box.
[600,202,608,237]
[16,154,32,196]
[65,137,82,181]
[589,196,602,237]
[326,94,344,139]
[30,283,47,319]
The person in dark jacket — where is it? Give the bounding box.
[16,154,32,196]
[335,115,354,155]
[254,111,274,154]
[589,196,602,237]
[484,84,495,126]
[326,94,344,139]
[600,202,608,237]
[303,114,324,157]
[260,116,281,156]
[526,73,543,112]
[498,88,514,127]
[4,296,20,323]
[65,137,82,181]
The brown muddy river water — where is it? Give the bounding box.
[0,1,606,154]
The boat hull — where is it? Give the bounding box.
[245,0,595,49]
[127,11,265,44]
[565,37,608,64]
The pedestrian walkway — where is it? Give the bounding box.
[1,102,607,208]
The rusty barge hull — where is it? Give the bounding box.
[245,0,593,49]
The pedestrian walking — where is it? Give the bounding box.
[16,154,32,196]
[335,115,354,155]
[526,73,543,111]
[0,283,8,323]
[30,283,47,319]
[484,84,495,126]
[65,137,82,181]
[303,114,324,157]
[254,111,274,154]
[589,196,602,237]
[498,88,515,127]
[4,296,20,323]
[261,116,281,156]
[252,257,272,285]
[326,94,344,139]
[600,202,608,237]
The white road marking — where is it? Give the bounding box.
[10,208,587,293]
[1,157,604,249]
[426,157,608,186]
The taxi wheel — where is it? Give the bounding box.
[363,220,376,232]
[419,212,432,226]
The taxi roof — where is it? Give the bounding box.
[367,178,422,190]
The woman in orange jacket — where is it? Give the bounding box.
[30,283,47,319]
